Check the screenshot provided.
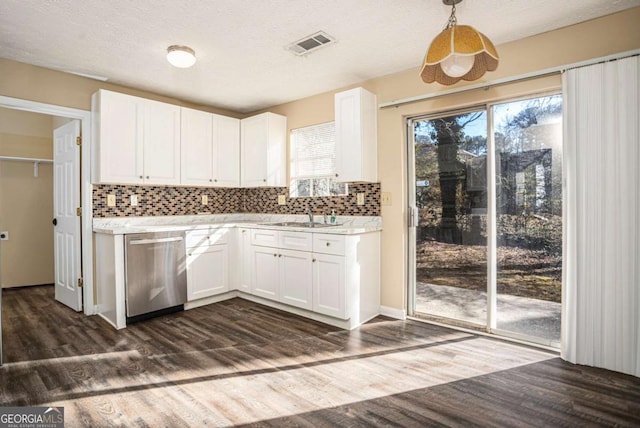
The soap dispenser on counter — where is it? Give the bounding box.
[330,210,336,224]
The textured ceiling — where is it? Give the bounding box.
[1,0,638,113]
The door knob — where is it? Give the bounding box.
[52,218,57,226]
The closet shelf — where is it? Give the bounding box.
[0,156,53,177]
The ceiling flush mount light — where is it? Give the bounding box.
[420,0,499,85]
[166,45,196,68]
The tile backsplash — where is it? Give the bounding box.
[93,182,380,218]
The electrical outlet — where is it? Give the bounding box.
[202,194,208,205]
[277,195,286,205]
[107,194,116,207]
[381,192,392,206]
[0,231,8,241]
[130,195,138,206]
[357,193,365,205]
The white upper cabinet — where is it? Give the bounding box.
[143,99,181,185]
[334,87,378,182]
[240,112,286,187]
[92,90,143,184]
[92,90,180,185]
[181,108,240,187]
[181,107,214,185]
[214,114,241,187]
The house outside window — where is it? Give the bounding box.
[289,121,347,197]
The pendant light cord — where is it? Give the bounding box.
[445,2,458,30]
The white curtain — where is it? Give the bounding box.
[562,55,640,377]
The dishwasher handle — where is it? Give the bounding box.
[129,236,184,245]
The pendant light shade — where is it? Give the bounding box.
[167,45,196,68]
[420,1,499,85]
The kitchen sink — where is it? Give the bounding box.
[264,222,339,228]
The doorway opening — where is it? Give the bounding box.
[408,93,563,347]
[0,96,94,366]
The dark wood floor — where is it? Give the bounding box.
[1,286,639,427]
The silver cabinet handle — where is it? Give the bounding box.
[278,254,282,258]
[139,175,143,179]
[146,176,150,179]
[273,253,277,257]
[312,259,316,262]
[326,242,330,246]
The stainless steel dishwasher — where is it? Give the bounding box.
[124,231,187,323]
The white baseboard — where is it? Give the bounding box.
[379,305,406,320]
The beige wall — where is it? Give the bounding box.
[0,58,241,118]
[255,7,640,311]
[0,108,55,287]
[0,8,638,303]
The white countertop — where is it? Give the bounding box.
[93,214,382,235]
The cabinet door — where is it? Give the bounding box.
[95,90,143,184]
[143,99,181,185]
[265,113,287,187]
[251,245,280,300]
[187,245,229,301]
[236,228,252,293]
[313,253,347,319]
[181,107,214,186]
[335,87,377,182]
[241,113,286,187]
[213,114,240,187]
[240,114,268,187]
[279,249,313,310]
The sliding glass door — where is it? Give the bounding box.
[493,95,563,345]
[409,94,563,346]
[411,108,488,327]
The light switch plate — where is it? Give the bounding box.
[202,194,208,205]
[130,195,138,206]
[277,195,286,205]
[381,192,392,206]
[107,194,116,207]
[357,193,365,206]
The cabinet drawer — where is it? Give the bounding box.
[313,234,345,255]
[280,231,313,251]
[186,228,228,248]
[251,229,279,247]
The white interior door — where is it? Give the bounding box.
[53,120,82,311]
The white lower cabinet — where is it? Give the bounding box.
[185,226,379,329]
[186,229,229,301]
[251,245,280,300]
[235,228,253,293]
[250,229,314,310]
[312,253,346,319]
[279,249,313,310]
[97,225,379,331]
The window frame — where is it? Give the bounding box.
[289,121,347,198]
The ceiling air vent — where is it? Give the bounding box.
[286,31,336,56]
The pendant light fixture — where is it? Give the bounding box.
[420,0,499,85]
[166,45,196,68]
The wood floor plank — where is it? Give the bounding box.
[1,285,639,427]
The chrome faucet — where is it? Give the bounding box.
[307,206,314,224]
